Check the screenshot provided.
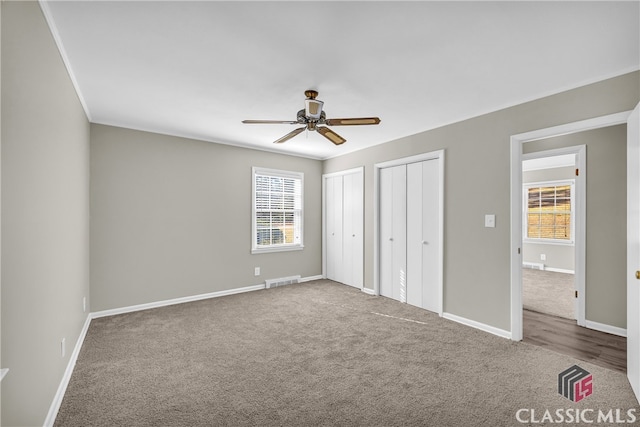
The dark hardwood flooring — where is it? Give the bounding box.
[523,309,626,373]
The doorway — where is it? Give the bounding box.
[511,114,631,375]
[521,151,581,324]
[510,112,631,342]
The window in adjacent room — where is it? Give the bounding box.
[524,180,575,244]
[252,167,303,253]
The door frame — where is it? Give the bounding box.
[627,103,640,400]
[373,149,445,316]
[521,146,586,326]
[510,111,631,341]
[322,167,364,289]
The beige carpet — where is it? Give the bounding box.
[55,280,637,426]
[523,268,575,319]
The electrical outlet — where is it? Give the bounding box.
[540,254,546,261]
[61,338,66,358]
[254,267,260,276]
[83,296,86,313]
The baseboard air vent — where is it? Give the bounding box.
[523,262,545,270]
[265,275,301,289]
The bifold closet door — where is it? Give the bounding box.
[342,172,364,288]
[325,170,363,288]
[379,165,407,302]
[325,175,344,283]
[406,159,440,313]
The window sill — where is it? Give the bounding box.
[251,245,304,255]
[523,239,575,246]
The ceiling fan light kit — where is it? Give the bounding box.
[304,90,324,119]
[242,90,380,146]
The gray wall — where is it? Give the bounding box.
[90,124,322,312]
[323,71,639,332]
[1,2,91,426]
[522,166,575,272]
[524,125,627,329]
[0,2,636,423]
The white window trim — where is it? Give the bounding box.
[251,167,304,254]
[522,179,575,245]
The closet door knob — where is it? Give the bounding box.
[389,237,394,242]
[422,241,428,245]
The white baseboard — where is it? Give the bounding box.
[362,287,376,296]
[91,284,266,319]
[299,275,325,283]
[522,263,575,274]
[443,312,512,339]
[44,313,92,427]
[545,267,575,274]
[91,275,324,319]
[585,320,627,337]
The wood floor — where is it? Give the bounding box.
[523,309,626,373]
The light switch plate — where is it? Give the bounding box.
[485,214,496,228]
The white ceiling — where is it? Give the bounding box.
[41,1,639,160]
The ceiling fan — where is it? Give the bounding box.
[242,90,381,145]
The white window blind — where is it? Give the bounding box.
[252,167,303,253]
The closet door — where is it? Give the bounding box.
[379,165,407,302]
[325,175,344,283]
[406,160,440,313]
[343,172,364,288]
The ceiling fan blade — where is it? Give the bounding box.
[273,127,305,144]
[242,120,299,124]
[325,117,381,126]
[317,126,346,145]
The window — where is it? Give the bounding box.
[252,167,303,253]
[524,180,574,243]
